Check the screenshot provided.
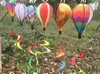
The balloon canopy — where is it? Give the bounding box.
[15,3,26,26]
[37,3,53,31]
[25,5,37,24]
[6,0,16,21]
[72,3,93,38]
[55,3,72,34]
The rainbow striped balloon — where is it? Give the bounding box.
[55,3,72,34]
[6,0,16,21]
[37,3,53,31]
[72,4,93,38]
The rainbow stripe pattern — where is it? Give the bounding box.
[72,4,93,38]
[6,0,16,17]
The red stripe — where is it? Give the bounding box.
[40,3,48,27]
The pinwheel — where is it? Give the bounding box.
[56,60,66,72]
[71,51,85,73]
[25,5,37,30]
[72,3,93,38]
[6,0,16,22]
[55,3,72,34]
[15,3,26,26]
[37,2,53,31]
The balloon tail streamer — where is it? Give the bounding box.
[0,12,8,21]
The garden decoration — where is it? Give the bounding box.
[72,3,93,39]
[54,43,66,58]
[25,5,37,30]
[10,29,25,52]
[56,60,66,72]
[28,41,51,65]
[40,40,50,46]
[54,49,65,58]
[37,0,53,31]
[6,0,16,22]
[10,29,16,36]
[14,39,25,51]
[15,3,26,26]
[71,51,85,74]
[55,1,72,34]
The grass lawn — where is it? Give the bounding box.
[0,7,100,74]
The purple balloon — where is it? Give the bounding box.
[15,3,26,23]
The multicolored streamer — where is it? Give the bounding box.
[10,29,25,51]
[54,49,65,58]
[71,51,85,73]
[28,41,51,65]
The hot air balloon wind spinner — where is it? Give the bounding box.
[72,0,93,38]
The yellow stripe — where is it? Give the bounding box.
[45,3,50,28]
